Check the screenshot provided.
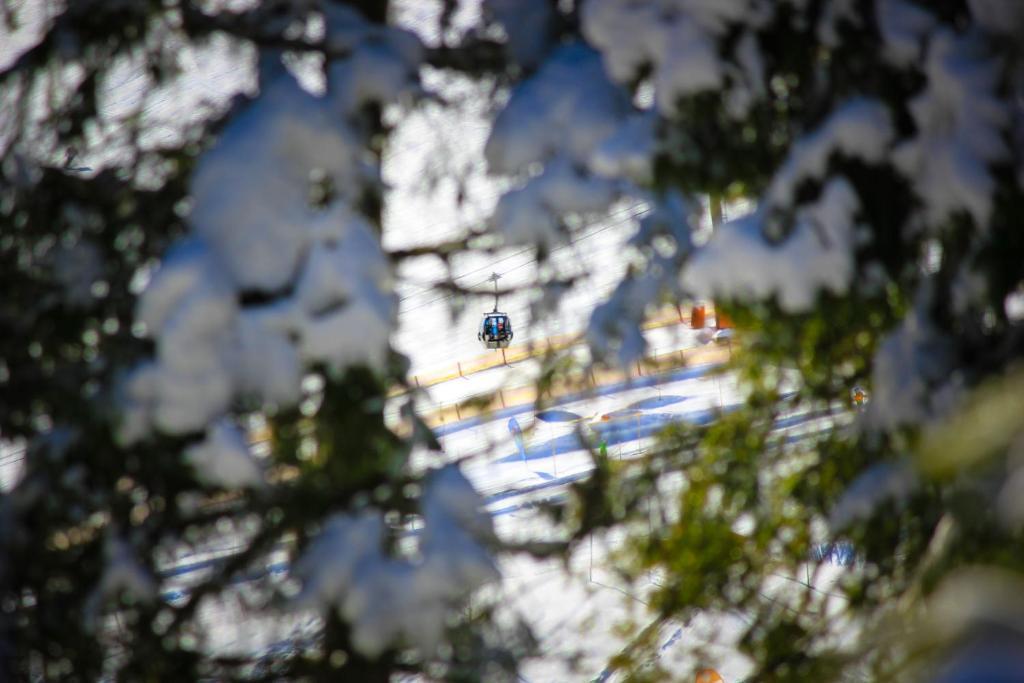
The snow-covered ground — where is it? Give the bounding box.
[147,341,842,681]
[407,350,841,682]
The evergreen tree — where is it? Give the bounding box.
[3,0,1024,681]
[566,1,1024,680]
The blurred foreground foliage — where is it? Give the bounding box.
[4,0,1024,681]
[563,1,1024,680]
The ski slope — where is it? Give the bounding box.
[391,329,842,682]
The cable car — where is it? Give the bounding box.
[478,273,514,349]
[478,312,513,349]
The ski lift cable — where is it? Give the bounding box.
[398,203,651,313]
[400,227,638,316]
[395,201,649,302]
[398,261,631,370]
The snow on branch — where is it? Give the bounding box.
[863,294,960,431]
[893,29,1009,230]
[290,465,498,657]
[683,178,861,313]
[84,533,158,631]
[482,0,555,70]
[118,22,420,461]
[485,42,629,175]
[829,459,919,531]
[588,192,693,365]
[582,0,765,115]
[184,420,264,490]
[767,98,895,208]
[484,42,639,250]
[876,0,937,67]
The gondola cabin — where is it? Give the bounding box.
[478,312,513,349]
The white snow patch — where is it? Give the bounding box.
[326,38,421,114]
[588,193,693,365]
[298,206,391,309]
[290,509,385,610]
[684,178,861,312]
[864,299,959,431]
[184,420,264,489]
[967,0,1024,36]
[290,465,498,657]
[723,30,767,118]
[189,74,367,293]
[485,42,629,174]
[892,29,1009,229]
[875,0,937,67]
[588,282,653,366]
[297,292,393,372]
[484,0,554,69]
[1005,289,1024,322]
[117,362,159,445]
[490,157,618,248]
[130,240,238,435]
[582,0,756,114]
[817,0,861,47]
[829,459,919,530]
[484,43,635,248]
[590,110,657,183]
[85,534,157,630]
[231,310,304,408]
[136,239,235,339]
[121,25,406,448]
[768,98,895,208]
[420,464,499,581]
[650,17,725,111]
